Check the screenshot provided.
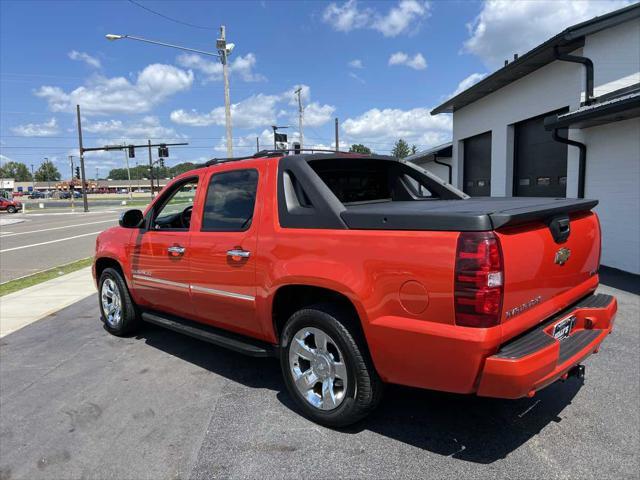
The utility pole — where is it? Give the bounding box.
[76,105,89,212]
[295,87,304,149]
[31,164,35,194]
[218,26,233,157]
[69,155,75,211]
[256,137,259,153]
[334,117,339,151]
[148,140,154,200]
[122,146,132,199]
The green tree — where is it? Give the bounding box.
[392,139,411,159]
[0,161,32,181]
[411,144,418,155]
[170,162,196,177]
[348,144,372,154]
[34,160,61,182]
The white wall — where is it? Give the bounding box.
[584,19,640,98]
[584,118,640,274]
[414,157,452,183]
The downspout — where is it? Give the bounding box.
[553,46,594,104]
[552,129,586,199]
[432,153,453,184]
[550,45,593,198]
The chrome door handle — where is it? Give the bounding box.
[167,245,186,256]
[226,249,250,258]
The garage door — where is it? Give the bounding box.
[463,131,492,196]
[514,112,568,197]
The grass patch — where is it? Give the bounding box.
[0,257,93,297]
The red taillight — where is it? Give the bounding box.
[454,231,504,328]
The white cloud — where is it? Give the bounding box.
[171,85,335,129]
[464,0,633,68]
[171,93,280,129]
[388,52,427,70]
[35,64,194,115]
[323,0,430,37]
[342,106,452,150]
[302,102,336,127]
[177,52,266,82]
[451,72,488,96]
[373,0,430,36]
[348,59,364,69]
[83,116,182,139]
[348,72,366,84]
[11,118,60,137]
[68,50,101,68]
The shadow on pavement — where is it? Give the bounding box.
[136,322,583,465]
[599,266,640,295]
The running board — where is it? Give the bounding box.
[141,312,277,358]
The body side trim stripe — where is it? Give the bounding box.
[132,274,254,301]
[132,274,190,290]
[190,284,255,301]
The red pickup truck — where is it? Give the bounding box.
[93,152,617,426]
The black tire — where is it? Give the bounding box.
[98,267,140,336]
[280,304,383,427]
[6,206,16,214]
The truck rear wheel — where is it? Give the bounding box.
[98,267,140,336]
[6,206,16,213]
[280,304,383,427]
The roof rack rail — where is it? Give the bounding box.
[203,148,354,167]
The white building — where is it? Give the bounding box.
[431,3,640,275]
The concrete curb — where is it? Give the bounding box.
[0,266,96,337]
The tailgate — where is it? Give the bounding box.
[496,211,601,337]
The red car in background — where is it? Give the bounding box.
[0,197,22,213]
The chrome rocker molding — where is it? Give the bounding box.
[132,274,255,301]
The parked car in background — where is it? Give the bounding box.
[29,191,46,199]
[0,197,23,213]
[94,152,617,427]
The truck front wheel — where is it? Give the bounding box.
[98,267,140,336]
[280,304,383,427]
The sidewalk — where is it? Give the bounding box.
[0,266,95,337]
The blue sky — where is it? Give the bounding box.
[0,0,632,176]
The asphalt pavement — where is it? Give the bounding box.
[0,284,637,480]
[0,210,121,282]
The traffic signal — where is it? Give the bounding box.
[293,142,301,154]
[159,158,165,168]
[128,145,135,158]
[158,144,169,157]
[75,166,80,179]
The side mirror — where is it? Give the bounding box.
[119,209,144,228]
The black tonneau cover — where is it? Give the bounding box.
[340,197,598,231]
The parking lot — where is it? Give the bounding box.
[0,283,637,480]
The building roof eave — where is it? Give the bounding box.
[431,3,640,116]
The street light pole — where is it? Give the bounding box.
[106,31,235,157]
[218,26,233,158]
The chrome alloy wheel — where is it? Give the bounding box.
[100,278,122,328]
[288,327,349,410]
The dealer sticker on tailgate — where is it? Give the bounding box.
[553,316,576,341]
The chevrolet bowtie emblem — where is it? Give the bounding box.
[555,247,571,265]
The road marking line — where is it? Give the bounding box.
[0,231,103,253]
[0,219,115,237]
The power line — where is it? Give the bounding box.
[126,0,218,31]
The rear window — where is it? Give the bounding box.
[309,158,435,204]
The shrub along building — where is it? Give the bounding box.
[430,3,640,275]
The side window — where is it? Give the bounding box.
[202,169,258,231]
[152,179,199,230]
